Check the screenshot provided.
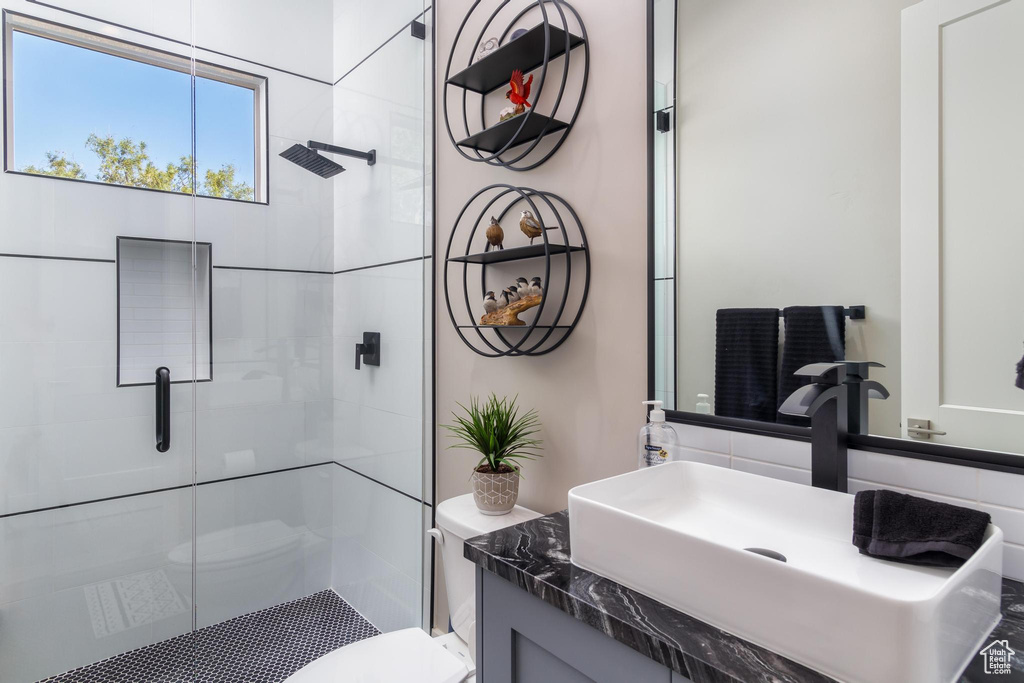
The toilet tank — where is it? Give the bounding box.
[434,494,540,660]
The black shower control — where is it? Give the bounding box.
[355,332,381,370]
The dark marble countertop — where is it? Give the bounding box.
[464,510,1024,683]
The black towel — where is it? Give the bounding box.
[777,306,846,426]
[714,308,779,422]
[852,489,991,568]
[1016,348,1024,390]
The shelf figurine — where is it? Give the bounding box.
[498,289,511,309]
[507,285,521,303]
[486,216,504,250]
[519,210,543,244]
[509,28,528,41]
[529,277,543,297]
[475,37,499,63]
[515,277,529,294]
[506,69,533,117]
[498,106,516,123]
[483,291,498,314]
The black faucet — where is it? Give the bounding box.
[838,361,890,436]
[779,363,849,492]
[778,361,888,492]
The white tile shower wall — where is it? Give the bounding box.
[331,20,427,272]
[328,1,430,635]
[666,422,1024,580]
[0,488,194,682]
[194,466,333,628]
[331,465,423,633]
[117,239,211,385]
[332,0,426,81]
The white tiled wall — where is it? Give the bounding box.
[0,488,193,682]
[667,422,1024,580]
[331,465,424,633]
[328,0,431,635]
[117,239,212,385]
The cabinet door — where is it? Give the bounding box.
[476,568,676,683]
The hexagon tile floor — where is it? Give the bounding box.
[40,590,380,682]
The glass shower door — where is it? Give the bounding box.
[0,1,199,680]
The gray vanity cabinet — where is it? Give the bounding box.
[475,568,693,683]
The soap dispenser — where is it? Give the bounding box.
[638,400,678,468]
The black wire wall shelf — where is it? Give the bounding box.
[443,0,588,171]
[448,243,585,265]
[455,114,569,155]
[445,184,590,357]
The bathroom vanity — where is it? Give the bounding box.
[466,511,1024,683]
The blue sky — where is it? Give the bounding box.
[12,31,255,187]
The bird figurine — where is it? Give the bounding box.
[529,277,543,297]
[497,289,511,309]
[483,291,498,314]
[507,285,521,303]
[519,210,543,244]
[485,216,504,251]
[506,69,533,116]
[515,277,530,295]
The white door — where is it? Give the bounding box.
[902,0,1024,453]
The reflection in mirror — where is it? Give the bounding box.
[651,0,1024,456]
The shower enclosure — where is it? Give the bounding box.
[0,1,433,680]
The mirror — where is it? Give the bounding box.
[650,0,1024,456]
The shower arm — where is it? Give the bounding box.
[307,140,376,166]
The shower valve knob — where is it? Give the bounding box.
[355,332,381,370]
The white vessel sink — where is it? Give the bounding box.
[568,461,1003,683]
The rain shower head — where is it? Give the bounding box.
[280,140,376,179]
[280,143,346,178]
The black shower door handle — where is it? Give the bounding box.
[155,367,170,452]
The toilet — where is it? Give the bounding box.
[284,494,540,682]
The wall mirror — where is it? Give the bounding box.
[649,0,1024,460]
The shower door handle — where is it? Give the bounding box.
[155,367,170,453]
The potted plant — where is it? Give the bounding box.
[444,394,543,515]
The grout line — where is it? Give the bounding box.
[730,454,809,473]
[0,251,433,276]
[213,264,333,275]
[0,461,335,520]
[332,6,432,86]
[847,477,975,504]
[333,461,428,506]
[25,0,334,85]
[977,501,1024,514]
[334,255,431,275]
[0,252,114,264]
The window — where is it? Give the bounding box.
[3,12,268,202]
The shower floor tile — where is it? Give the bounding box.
[41,590,380,683]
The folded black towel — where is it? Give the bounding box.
[777,306,846,426]
[852,489,875,553]
[852,490,991,568]
[714,308,779,422]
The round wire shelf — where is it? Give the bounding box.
[444,184,590,357]
[443,0,588,171]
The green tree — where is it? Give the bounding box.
[85,134,194,193]
[203,164,254,201]
[23,135,254,201]
[23,151,85,179]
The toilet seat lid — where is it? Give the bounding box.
[284,628,469,683]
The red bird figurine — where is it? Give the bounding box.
[506,69,533,115]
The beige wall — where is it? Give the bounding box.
[433,0,649,630]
